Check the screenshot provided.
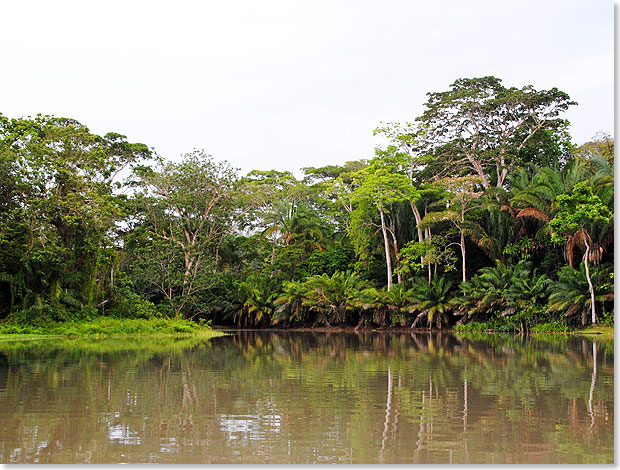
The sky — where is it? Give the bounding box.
[1,0,614,176]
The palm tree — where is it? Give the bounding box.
[457,260,513,322]
[302,270,365,326]
[409,277,459,329]
[507,159,598,253]
[548,264,613,326]
[506,265,551,307]
[457,259,549,325]
[356,283,414,328]
[273,279,307,326]
[226,276,277,327]
[354,286,384,327]
[263,202,326,249]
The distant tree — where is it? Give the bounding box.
[576,132,614,167]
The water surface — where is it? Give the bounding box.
[0,331,612,464]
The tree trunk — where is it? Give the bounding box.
[379,209,393,291]
[583,238,597,325]
[410,202,425,245]
[460,230,466,283]
[425,217,432,284]
[387,215,401,284]
[410,201,426,271]
[459,204,467,283]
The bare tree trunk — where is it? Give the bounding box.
[410,202,425,245]
[410,201,426,271]
[425,220,432,284]
[583,239,597,325]
[213,246,219,273]
[460,230,466,283]
[380,209,393,291]
[459,202,468,283]
[387,215,401,284]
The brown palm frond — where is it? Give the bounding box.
[588,244,604,265]
[516,208,550,222]
[564,229,592,267]
[564,303,581,318]
[500,204,517,216]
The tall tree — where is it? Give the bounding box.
[350,161,418,290]
[419,176,484,283]
[415,76,575,189]
[133,151,237,317]
[0,114,150,320]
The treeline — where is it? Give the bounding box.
[0,76,613,331]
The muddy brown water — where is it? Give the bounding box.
[0,331,613,463]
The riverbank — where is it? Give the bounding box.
[213,323,614,337]
[572,325,614,339]
[0,318,611,340]
[0,317,226,340]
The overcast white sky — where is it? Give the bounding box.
[1,0,614,175]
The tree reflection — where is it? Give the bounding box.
[0,332,612,464]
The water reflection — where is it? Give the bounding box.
[0,332,612,464]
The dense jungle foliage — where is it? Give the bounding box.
[0,76,614,331]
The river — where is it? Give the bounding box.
[0,331,612,463]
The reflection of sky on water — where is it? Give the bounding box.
[159,437,177,454]
[103,412,141,446]
[107,424,141,445]
[219,412,282,442]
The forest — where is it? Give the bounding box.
[0,76,614,333]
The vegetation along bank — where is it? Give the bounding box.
[0,76,613,335]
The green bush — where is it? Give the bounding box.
[107,280,160,319]
[0,317,218,337]
[453,322,494,332]
[531,321,571,334]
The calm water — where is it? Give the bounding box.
[0,331,613,464]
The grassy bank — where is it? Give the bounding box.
[0,317,226,340]
[573,325,614,339]
[452,321,614,336]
